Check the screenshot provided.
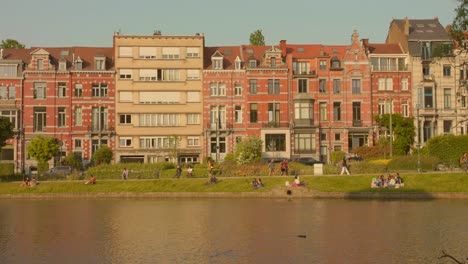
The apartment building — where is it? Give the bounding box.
[0,47,115,172]
[386,17,456,145]
[113,33,204,164]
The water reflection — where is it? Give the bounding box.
[0,199,466,264]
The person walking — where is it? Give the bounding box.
[174,165,182,178]
[122,167,129,180]
[268,160,275,176]
[340,158,350,175]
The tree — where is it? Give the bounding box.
[168,135,181,164]
[450,0,467,49]
[0,39,25,49]
[249,30,265,46]
[92,145,113,165]
[27,136,60,173]
[375,114,415,155]
[0,117,14,161]
[234,136,263,164]
[62,152,83,170]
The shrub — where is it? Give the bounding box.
[347,160,387,174]
[353,145,385,159]
[331,151,345,164]
[92,145,113,165]
[387,155,441,171]
[426,135,468,166]
[0,163,14,176]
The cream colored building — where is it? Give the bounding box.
[114,33,204,163]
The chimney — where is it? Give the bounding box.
[404,17,409,36]
[361,38,369,47]
[280,40,286,57]
[434,16,439,21]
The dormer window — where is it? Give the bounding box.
[75,57,83,70]
[213,58,223,70]
[331,57,341,69]
[270,57,276,68]
[95,57,106,70]
[59,59,66,71]
[37,59,43,70]
[234,57,241,70]
[249,60,257,68]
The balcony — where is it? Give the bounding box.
[293,119,316,127]
[88,125,115,133]
[262,121,290,128]
[292,70,317,78]
[206,122,232,131]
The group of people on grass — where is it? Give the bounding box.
[371,173,404,189]
[285,176,307,187]
[20,177,38,187]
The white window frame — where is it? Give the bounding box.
[401,78,408,91]
[186,47,199,58]
[187,136,200,146]
[162,47,180,59]
[119,137,132,147]
[58,83,67,98]
[74,107,82,126]
[187,69,200,80]
[139,69,157,81]
[187,113,200,124]
[119,69,132,80]
[139,47,156,59]
[234,82,242,96]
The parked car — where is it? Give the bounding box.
[44,166,72,176]
[293,157,324,166]
[347,156,364,162]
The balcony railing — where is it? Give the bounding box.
[352,120,362,127]
[293,119,315,127]
[292,70,317,77]
[88,125,115,133]
[371,65,408,72]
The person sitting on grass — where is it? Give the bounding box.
[186,166,193,178]
[252,178,259,189]
[370,178,378,188]
[256,178,264,188]
[30,176,38,187]
[85,175,96,185]
[291,176,306,187]
[21,177,30,187]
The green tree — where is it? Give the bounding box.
[62,152,83,170]
[234,135,263,164]
[168,135,181,164]
[450,0,467,49]
[249,30,265,46]
[375,114,415,155]
[0,117,15,161]
[27,136,60,174]
[92,145,113,165]
[0,39,25,49]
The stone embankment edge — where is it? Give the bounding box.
[1,187,468,199]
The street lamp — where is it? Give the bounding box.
[416,104,421,173]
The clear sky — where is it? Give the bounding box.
[0,0,459,48]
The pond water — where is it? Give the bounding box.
[0,198,466,264]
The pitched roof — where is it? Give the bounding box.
[204,46,241,69]
[365,43,404,54]
[1,47,114,70]
[393,18,451,41]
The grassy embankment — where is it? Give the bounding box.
[0,173,467,195]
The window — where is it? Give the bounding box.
[75,58,83,70]
[265,134,286,151]
[319,60,327,70]
[59,60,66,71]
[119,114,132,124]
[268,103,280,126]
[319,79,326,93]
[294,134,315,154]
[444,88,451,109]
[139,137,173,149]
[443,65,451,77]
[58,82,66,98]
[385,78,393,91]
[423,64,430,77]
[0,64,17,77]
[250,103,258,123]
[268,79,280,94]
[95,57,106,70]
[444,120,452,134]
[270,57,276,68]
[119,69,132,79]
[378,78,385,90]
[119,137,132,147]
[333,79,341,94]
[212,58,223,70]
[249,60,257,68]
[74,139,82,148]
[139,47,156,59]
[187,113,200,124]
[74,107,82,126]
[37,59,43,70]
[119,47,133,57]
[7,86,13,99]
[421,42,432,60]
[0,86,13,100]
[378,100,386,115]
[294,102,312,119]
[162,47,180,59]
[319,102,327,121]
[187,137,200,146]
[139,114,181,127]
[139,91,180,104]
[424,87,433,108]
[462,96,466,108]
[58,107,66,127]
[335,133,341,141]
[402,101,409,117]
[187,69,200,80]
[91,107,108,132]
[186,47,200,58]
[33,82,46,99]
[234,82,242,96]
[235,105,242,123]
[333,102,341,121]
[0,110,16,128]
[249,79,257,94]
[210,137,226,154]
[401,78,408,91]
[235,59,241,70]
[161,69,180,81]
[320,133,327,141]
[210,82,226,96]
[139,69,158,81]
[298,79,308,93]
[33,107,46,132]
[352,102,361,121]
[331,58,341,69]
[293,61,310,74]
[92,83,108,97]
[74,83,82,97]
[352,79,361,94]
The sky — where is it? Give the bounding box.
[0,0,460,48]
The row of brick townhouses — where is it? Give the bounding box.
[1,17,467,172]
